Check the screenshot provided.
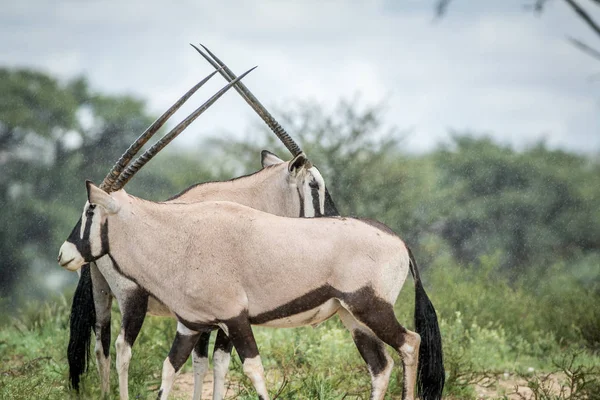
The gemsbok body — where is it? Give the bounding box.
[67,45,340,400]
[59,182,444,400]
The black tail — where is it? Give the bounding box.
[407,247,445,400]
[67,264,96,391]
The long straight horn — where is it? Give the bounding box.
[111,66,257,191]
[99,69,221,192]
[191,43,303,157]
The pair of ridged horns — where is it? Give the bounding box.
[100,44,303,193]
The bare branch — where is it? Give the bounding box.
[435,0,453,17]
[563,0,600,38]
[568,36,600,61]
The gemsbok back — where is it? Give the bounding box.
[67,47,339,400]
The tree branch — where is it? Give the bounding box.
[435,0,453,17]
[563,0,600,38]
[568,36,600,60]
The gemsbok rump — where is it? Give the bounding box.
[67,46,339,400]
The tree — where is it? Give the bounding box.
[433,135,600,273]
[0,68,156,303]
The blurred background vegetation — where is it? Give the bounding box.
[1,66,599,398]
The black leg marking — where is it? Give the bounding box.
[222,312,258,363]
[344,287,408,350]
[214,329,233,354]
[353,330,389,377]
[193,332,211,359]
[168,331,202,372]
[99,320,111,358]
[122,288,149,346]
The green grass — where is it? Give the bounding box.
[1,257,599,399]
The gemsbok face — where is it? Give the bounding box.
[59,185,119,272]
[259,150,327,218]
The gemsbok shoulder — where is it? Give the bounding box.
[67,47,338,400]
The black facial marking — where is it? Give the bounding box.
[310,181,322,217]
[66,208,110,262]
[353,330,389,376]
[168,330,201,372]
[100,219,110,256]
[297,187,305,217]
[80,209,94,260]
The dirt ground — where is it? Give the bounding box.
[171,371,565,399]
[171,371,235,399]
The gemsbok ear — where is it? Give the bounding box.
[288,152,309,174]
[261,150,284,167]
[86,180,121,214]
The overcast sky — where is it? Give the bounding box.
[2,0,599,154]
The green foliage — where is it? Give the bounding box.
[513,351,600,400]
[433,136,600,271]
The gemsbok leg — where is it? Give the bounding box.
[158,323,203,400]
[342,295,421,400]
[190,329,233,400]
[212,329,234,400]
[90,263,113,395]
[191,332,211,400]
[114,287,149,400]
[223,314,269,400]
[338,308,394,400]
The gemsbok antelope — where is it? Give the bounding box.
[67,48,338,400]
[58,179,445,400]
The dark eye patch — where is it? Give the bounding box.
[86,204,96,217]
[309,180,319,189]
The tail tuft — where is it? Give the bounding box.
[408,247,445,400]
[67,264,96,391]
